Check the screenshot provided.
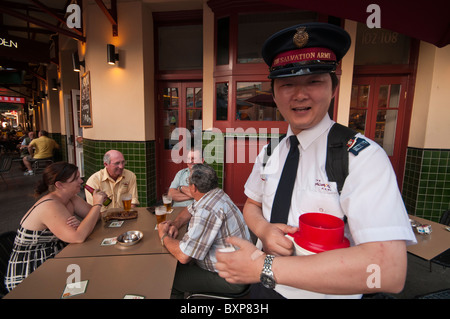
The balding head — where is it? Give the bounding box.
[103,150,126,180]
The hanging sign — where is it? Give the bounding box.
[0,96,25,103]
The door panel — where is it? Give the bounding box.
[157,82,202,198]
[224,137,265,210]
[349,76,407,184]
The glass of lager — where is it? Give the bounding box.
[121,194,132,211]
[162,193,172,212]
[155,205,167,224]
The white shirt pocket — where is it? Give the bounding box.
[293,188,344,221]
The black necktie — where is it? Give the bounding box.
[270,135,300,224]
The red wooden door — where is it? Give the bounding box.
[156,82,202,198]
[224,136,266,210]
[349,75,408,185]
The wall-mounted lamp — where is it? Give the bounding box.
[51,79,60,91]
[72,52,85,72]
[107,44,119,65]
[38,91,47,99]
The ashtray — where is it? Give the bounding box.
[117,230,143,246]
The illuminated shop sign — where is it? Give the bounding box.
[0,38,18,49]
[0,96,25,103]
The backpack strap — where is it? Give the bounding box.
[262,134,286,167]
[325,123,358,194]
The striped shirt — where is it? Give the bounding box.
[179,188,251,273]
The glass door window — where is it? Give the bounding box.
[186,87,202,133]
[349,84,370,135]
[163,87,179,150]
[374,84,401,156]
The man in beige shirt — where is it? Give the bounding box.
[85,150,139,210]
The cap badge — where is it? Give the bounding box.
[293,27,309,48]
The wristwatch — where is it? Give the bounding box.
[260,255,276,289]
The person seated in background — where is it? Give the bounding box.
[23,130,59,176]
[168,148,204,207]
[18,131,35,170]
[19,131,35,158]
[4,162,107,291]
[158,163,251,298]
[84,150,139,210]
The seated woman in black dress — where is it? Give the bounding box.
[4,162,107,291]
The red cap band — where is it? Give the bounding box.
[272,47,336,68]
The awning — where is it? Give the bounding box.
[263,0,450,48]
[246,94,276,107]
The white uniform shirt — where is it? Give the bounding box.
[245,114,416,299]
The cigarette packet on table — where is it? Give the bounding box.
[218,246,236,253]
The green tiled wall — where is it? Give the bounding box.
[49,132,63,162]
[202,131,224,188]
[82,139,157,207]
[402,147,450,222]
[81,132,276,207]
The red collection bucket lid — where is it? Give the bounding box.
[291,213,350,253]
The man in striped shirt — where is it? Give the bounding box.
[158,163,251,298]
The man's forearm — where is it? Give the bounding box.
[273,240,408,295]
[163,235,192,264]
[172,207,191,229]
[243,198,269,238]
[168,187,192,202]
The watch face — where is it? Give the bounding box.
[261,273,276,289]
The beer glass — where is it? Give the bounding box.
[155,205,167,224]
[162,193,172,212]
[121,194,132,211]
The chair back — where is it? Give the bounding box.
[0,156,12,172]
[0,231,16,297]
[440,210,450,226]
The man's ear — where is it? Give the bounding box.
[331,86,338,99]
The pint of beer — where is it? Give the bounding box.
[155,205,167,224]
[162,193,172,212]
[121,194,132,211]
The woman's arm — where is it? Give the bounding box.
[43,190,107,243]
[70,195,96,219]
[42,201,102,244]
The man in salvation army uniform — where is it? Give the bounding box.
[215,22,416,299]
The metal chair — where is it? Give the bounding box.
[0,231,16,298]
[32,158,53,174]
[429,210,450,271]
[0,156,13,185]
[416,288,450,299]
[439,210,450,227]
[186,285,251,299]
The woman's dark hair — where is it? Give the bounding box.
[35,162,78,198]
